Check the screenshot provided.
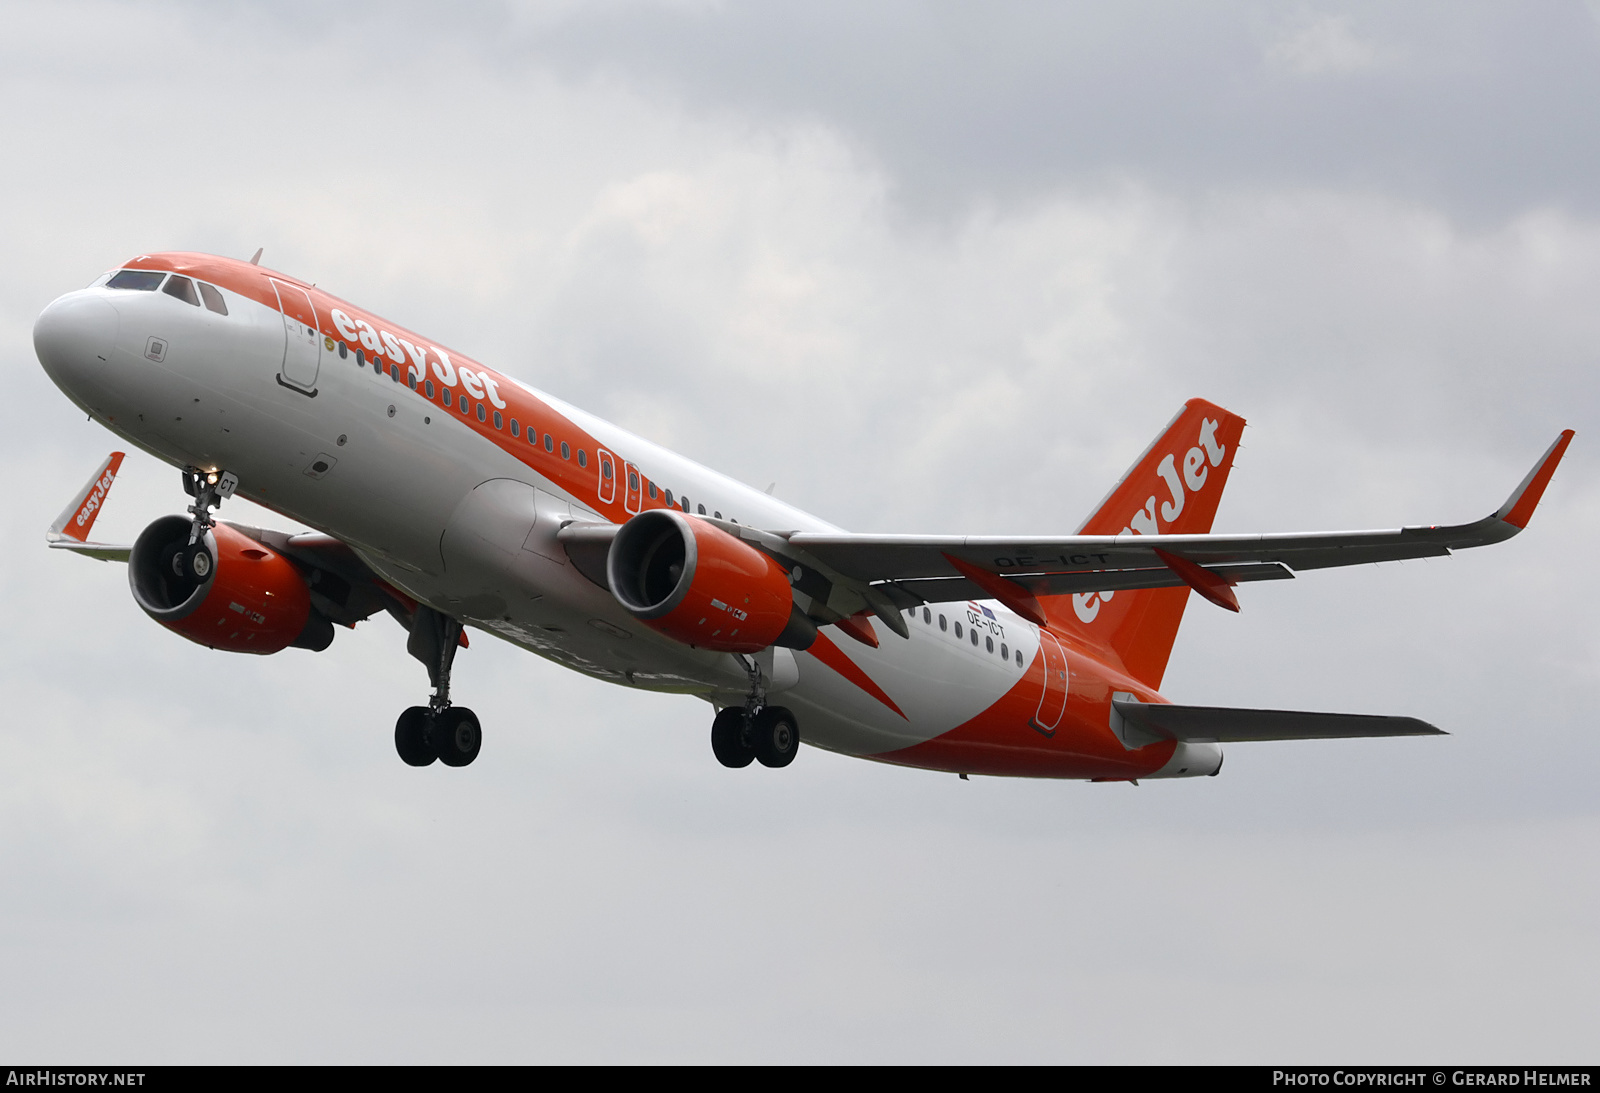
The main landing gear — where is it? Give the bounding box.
[711,653,800,769]
[711,705,799,768]
[395,704,481,768]
[396,605,482,768]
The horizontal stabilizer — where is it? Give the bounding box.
[1110,696,1443,747]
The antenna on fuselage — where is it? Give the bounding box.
[248,248,263,265]
[764,482,776,494]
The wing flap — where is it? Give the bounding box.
[890,562,1294,604]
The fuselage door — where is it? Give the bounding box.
[624,462,642,514]
[596,448,617,506]
[270,279,320,392]
[1031,630,1069,735]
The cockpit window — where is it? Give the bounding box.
[197,282,228,315]
[162,275,200,306]
[106,270,165,292]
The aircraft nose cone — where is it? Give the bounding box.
[34,292,119,384]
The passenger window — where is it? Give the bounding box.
[681,497,690,512]
[162,276,200,306]
[922,608,931,624]
[338,342,348,360]
[408,374,418,391]
[197,282,228,315]
[697,504,706,515]
[561,441,570,460]
[356,349,365,365]
[985,636,994,653]
[1000,643,1008,660]
[603,459,614,478]
[714,511,721,519]
[425,381,435,399]
[510,420,520,437]
[664,489,673,505]
[628,470,639,491]
[373,357,383,375]
[477,403,487,422]
[390,364,400,383]
[955,622,963,639]
[971,630,979,647]
[648,483,657,499]
[461,399,471,416]
[493,411,503,429]
[1015,649,1023,667]
[544,434,554,452]
[442,389,451,407]
[578,449,587,468]
[939,615,948,632]
[106,270,165,291]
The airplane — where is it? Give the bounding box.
[31,251,1574,780]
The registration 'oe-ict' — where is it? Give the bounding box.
[32,252,1574,779]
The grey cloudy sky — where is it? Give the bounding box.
[0,0,1595,1062]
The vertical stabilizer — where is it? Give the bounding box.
[1042,399,1246,689]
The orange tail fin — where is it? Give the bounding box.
[1041,399,1246,689]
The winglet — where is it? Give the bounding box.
[1494,430,1574,530]
[48,452,125,542]
[47,452,133,561]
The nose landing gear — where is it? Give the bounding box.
[169,466,237,584]
[180,466,236,541]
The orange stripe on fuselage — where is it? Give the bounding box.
[119,252,692,527]
[875,630,1176,779]
[803,631,907,720]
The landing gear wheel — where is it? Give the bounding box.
[710,707,756,768]
[183,543,213,581]
[395,706,436,767]
[752,706,799,768]
[433,706,482,767]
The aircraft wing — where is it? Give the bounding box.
[783,430,1574,615]
[46,451,132,561]
[46,454,409,631]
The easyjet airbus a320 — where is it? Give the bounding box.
[32,252,1574,779]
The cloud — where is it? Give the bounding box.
[1266,12,1391,76]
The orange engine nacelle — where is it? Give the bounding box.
[607,510,813,653]
[128,516,328,654]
